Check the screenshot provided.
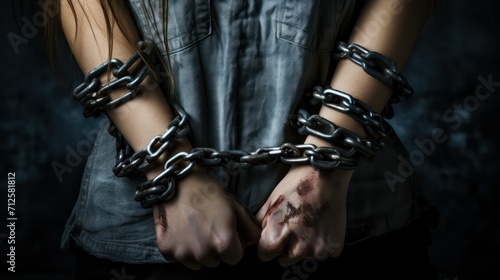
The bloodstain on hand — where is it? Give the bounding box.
[266,194,285,216]
[280,201,331,228]
[282,201,300,225]
[296,179,313,197]
[296,171,318,197]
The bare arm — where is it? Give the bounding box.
[60,0,259,269]
[257,0,435,266]
[60,0,188,178]
[320,0,435,137]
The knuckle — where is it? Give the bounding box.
[272,229,296,251]
[263,239,284,254]
[213,235,233,253]
[172,248,191,261]
[290,247,306,260]
[156,240,173,255]
[193,247,212,261]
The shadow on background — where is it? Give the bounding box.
[1,0,499,279]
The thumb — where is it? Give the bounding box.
[256,194,285,227]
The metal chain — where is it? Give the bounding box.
[295,109,381,159]
[308,85,393,151]
[111,104,190,177]
[311,86,390,138]
[334,41,414,118]
[72,41,412,208]
[71,40,182,178]
[73,40,159,118]
[114,86,392,207]
[135,143,357,208]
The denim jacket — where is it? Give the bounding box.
[62,0,426,263]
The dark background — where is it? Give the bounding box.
[1,0,499,279]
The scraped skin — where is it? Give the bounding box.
[296,176,315,197]
[257,165,350,267]
[267,195,285,216]
[256,0,435,267]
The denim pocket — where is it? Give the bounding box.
[276,0,345,52]
[167,0,212,53]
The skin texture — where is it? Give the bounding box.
[256,1,435,266]
[266,195,285,216]
[296,177,315,197]
[257,166,349,266]
[152,169,261,269]
[59,0,435,270]
[59,0,260,270]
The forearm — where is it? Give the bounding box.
[60,1,189,180]
[307,0,434,145]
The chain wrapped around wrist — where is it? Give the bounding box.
[72,40,182,178]
[289,41,415,162]
[73,40,160,118]
[135,143,357,208]
[112,104,190,177]
[72,40,413,208]
[335,41,413,118]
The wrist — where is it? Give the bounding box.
[145,137,193,180]
[285,163,352,200]
[288,160,353,183]
[317,106,367,138]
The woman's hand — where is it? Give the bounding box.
[151,167,261,270]
[256,164,352,267]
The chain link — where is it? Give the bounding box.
[135,143,357,208]
[312,86,389,138]
[73,40,160,118]
[112,104,190,177]
[73,41,412,208]
[295,109,381,159]
[335,41,413,118]
[119,85,391,207]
